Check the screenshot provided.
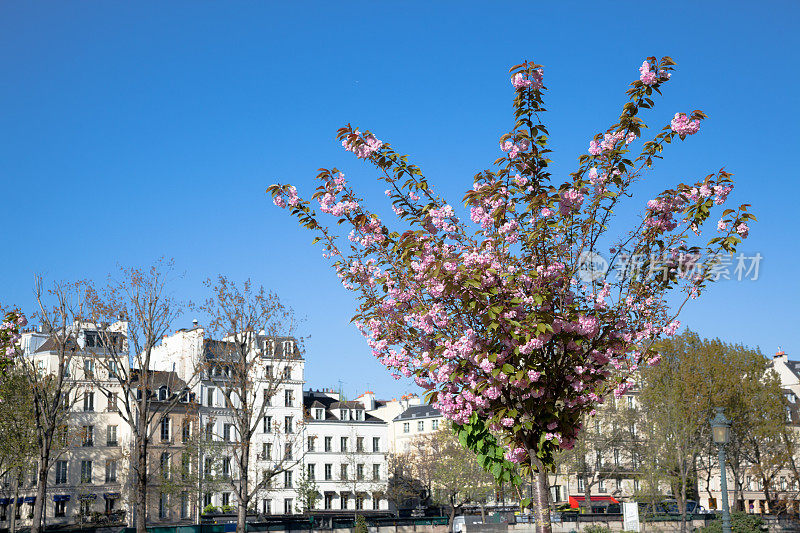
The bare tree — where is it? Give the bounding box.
[560,395,642,512]
[21,278,84,533]
[85,259,198,533]
[199,276,303,533]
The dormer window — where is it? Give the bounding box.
[340,409,349,421]
[159,386,168,401]
[283,340,294,356]
[354,410,363,421]
[264,339,275,356]
[315,408,324,420]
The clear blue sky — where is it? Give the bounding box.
[2,1,798,400]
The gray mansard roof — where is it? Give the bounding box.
[393,404,441,422]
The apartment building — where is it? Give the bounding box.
[149,325,305,516]
[303,389,389,514]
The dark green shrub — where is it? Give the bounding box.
[700,511,766,533]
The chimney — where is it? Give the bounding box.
[775,347,788,362]
[192,319,199,328]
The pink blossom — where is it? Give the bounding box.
[639,61,657,86]
[736,223,749,238]
[670,113,700,136]
[717,219,727,232]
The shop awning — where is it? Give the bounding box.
[53,495,71,502]
[568,495,619,509]
[103,492,121,499]
[0,498,11,505]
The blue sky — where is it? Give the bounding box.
[2,1,798,400]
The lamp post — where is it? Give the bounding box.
[711,407,732,533]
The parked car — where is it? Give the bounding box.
[661,498,708,515]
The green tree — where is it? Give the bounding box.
[639,331,786,533]
[294,467,320,514]
[0,368,38,533]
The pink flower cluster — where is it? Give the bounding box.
[639,61,657,85]
[511,69,543,90]
[670,113,700,136]
[342,130,383,159]
[501,139,530,159]
[559,188,585,215]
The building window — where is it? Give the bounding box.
[307,463,315,480]
[282,366,291,380]
[107,425,118,446]
[223,424,232,442]
[180,492,189,519]
[372,437,380,452]
[373,494,381,510]
[160,453,171,480]
[205,422,214,440]
[161,417,170,442]
[84,359,94,378]
[373,464,380,481]
[80,460,93,484]
[324,464,332,481]
[634,478,640,491]
[263,499,272,515]
[285,389,294,407]
[284,498,293,515]
[207,388,214,407]
[159,386,168,401]
[107,392,118,411]
[627,396,634,408]
[263,388,272,406]
[614,449,620,466]
[341,437,348,452]
[285,443,293,460]
[105,460,117,483]
[158,493,168,519]
[403,423,410,433]
[324,494,334,510]
[340,409,348,421]
[341,493,348,510]
[222,457,231,479]
[264,416,272,433]
[204,458,213,480]
[417,421,424,431]
[181,453,191,481]
[262,442,272,460]
[577,477,585,492]
[357,437,364,452]
[315,408,324,420]
[82,425,94,447]
[203,493,212,508]
[356,494,364,510]
[432,419,439,430]
[84,391,94,412]
[357,464,364,480]
[599,479,606,493]
[354,410,363,421]
[285,416,294,434]
[55,500,67,517]
[307,435,316,452]
[340,464,348,480]
[55,461,68,484]
[284,470,293,488]
[324,436,332,452]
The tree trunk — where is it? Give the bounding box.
[136,435,149,533]
[679,465,687,533]
[237,436,251,533]
[530,454,552,533]
[583,475,591,514]
[10,468,20,533]
[31,439,51,533]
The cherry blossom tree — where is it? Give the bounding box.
[268,57,754,532]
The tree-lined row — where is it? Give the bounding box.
[0,262,300,533]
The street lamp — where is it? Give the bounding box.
[711,407,732,533]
